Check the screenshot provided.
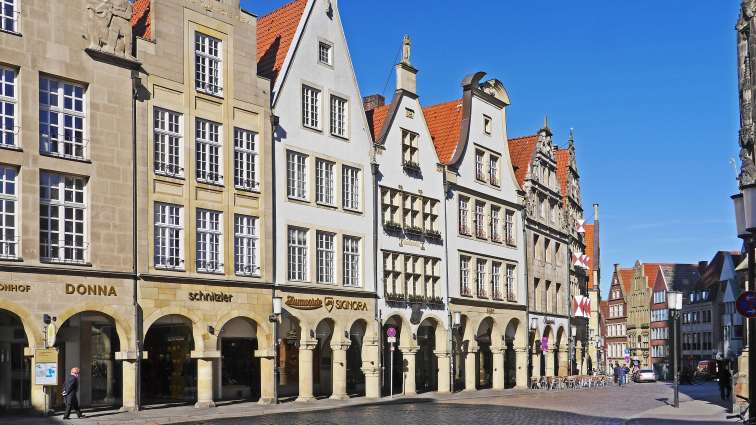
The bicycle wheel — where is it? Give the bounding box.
[693,375,701,385]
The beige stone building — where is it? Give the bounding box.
[132,0,274,408]
[0,0,141,413]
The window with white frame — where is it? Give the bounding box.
[1,0,18,33]
[39,77,85,159]
[489,155,499,186]
[154,203,183,269]
[490,206,500,242]
[196,119,222,184]
[318,41,332,66]
[475,150,485,181]
[196,209,222,272]
[343,236,360,287]
[459,196,470,234]
[505,209,515,245]
[234,128,258,190]
[316,231,335,284]
[288,227,308,281]
[402,130,419,167]
[330,95,347,138]
[476,260,487,297]
[0,67,16,147]
[195,32,222,95]
[313,159,334,205]
[302,85,320,129]
[483,115,491,135]
[342,166,360,211]
[234,214,259,276]
[460,256,471,296]
[40,173,86,263]
[0,166,17,259]
[492,262,502,299]
[287,151,308,200]
[154,108,183,176]
[506,264,516,301]
[474,201,485,238]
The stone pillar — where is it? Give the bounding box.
[464,346,478,391]
[545,349,555,377]
[114,350,137,411]
[576,341,583,375]
[514,347,528,389]
[734,345,749,416]
[558,346,568,377]
[361,336,381,399]
[435,350,451,394]
[295,339,317,402]
[400,346,418,396]
[330,342,350,400]
[191,350,219,409]
[531,348,541,378]
[29,350,52,415]
[254,347,275,405]
[492,347,505,390]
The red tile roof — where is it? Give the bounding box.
[585,224,595,288]
[423,99,464,165]
[556,148,569,206]
[507,134,537,187]
[256,0,308,87]
[366,104,390,142]
[619,269,633,293]
[130,0,151,40]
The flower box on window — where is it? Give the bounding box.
[426,296,444,307]
[403,160,421,172]
[385,293,406,303]
[461,286,472,297]
[476,171,486,181]
[459,224,471,235]
[507,292,517,302]
[475,228,487,239]
[404,225,424,237]
[408,294,424,305]
[424,229,442,240]
[491,233,501,243]
[477,288,487,298]
[492,291,503,300]
[383,221,402,233]
[506,236,516,246]
[490,175,500,186]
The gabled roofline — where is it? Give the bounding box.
[374,89,442,164]
[270,0,316,108]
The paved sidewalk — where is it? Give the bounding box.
[625,395,733,425]
[2,387,544,425]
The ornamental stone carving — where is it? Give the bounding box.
[87,0,137,61]
[402,35,411,65]
[739,148,756,187]
[524,194,535,218]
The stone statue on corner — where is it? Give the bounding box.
[87,0,137,61]
[739,148,756,186]
[402,35,411,65]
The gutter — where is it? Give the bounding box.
[131,70,141,411]
[521,208,530,383]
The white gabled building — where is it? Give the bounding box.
[425,72,528,391]
[257,0,379,401]
[364,52,451,396]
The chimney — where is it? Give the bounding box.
[363,94,385,112]
[698,261,708,275]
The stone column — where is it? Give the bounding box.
[492,347,505,390]
[330,342,350,400]
[295,339,317,402]
[576,341,584,375]
[514,347,528,389]
[435,350,451,394]
[254,347,275,405]
[29,350,52,415]
[115,350,137,411]
[545,349,555,377]
[361,336,381,399]
[464,346,478,391]
[400,346,419,396]
[191,350,219,409]
[531,348,541,378]
[557,346,568,377]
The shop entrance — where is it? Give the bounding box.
[475,319,493,389]
[382,318,405,395]
[55,311,123,408]
[346,320,367,397]
[415,323,437,393]
[219,317,260,401]
[141,315,196,404]
[0,310,30,409]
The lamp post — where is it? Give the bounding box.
[733,185,756,421]
[569,326,577,375]
[271,296,282,404]
[668,290,682,408]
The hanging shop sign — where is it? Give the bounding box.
[285,295,369,312]
[65,284,117,296]
[46,323,57,348]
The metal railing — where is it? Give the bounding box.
[196,170,223,184]
[40,239,88,264]
[154,256,184,269]
[235,263,260,276]
[154,161,184,177]
[40,132,88,160]
[234,177,259,191]
[0,126,18,148]
[197,259,224,272]
[0,237,19,259]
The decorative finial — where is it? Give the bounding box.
[570,127,574,142]
[544,116,547,128]
[402,35,411,65]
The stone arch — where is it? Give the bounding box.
[0,299,41,348]
[214,310,272,350]
[279,308,309,338]
[384,312,414,348]
[143,306,206,351]
[344,315,380,341]
[529,325,541,349]
[57,302,134,348]
[476,316,503,348]
[505,318,525,347]
[556,325,566,348]
[417,313,448,343]
[543,325,554,343]
[458,313,476,350]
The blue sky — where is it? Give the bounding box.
[247,0,744,294]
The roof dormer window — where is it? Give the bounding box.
[318,40,333,67]
[483,115,491,135]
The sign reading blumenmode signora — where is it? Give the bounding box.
[284,295,369,312]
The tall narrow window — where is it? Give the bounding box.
[459,196,470,234]
[490,206,500,242]
[492,262,502,299]
[40,173,86,263]
[330,95,347,138]
[196,119,222,184]
[154,203,183,269]
[288,227,308,281]
[546,281,552,313]
[234,214,259,276]
[196,209,222,272]
[0,166,17,259]
[489,155,499,186]
[402,130,419,169]
[302,85,320,129]
[505,210,515,245]
[195,33,222,95]
[0,67,16,147]
[234,128,258,190]
[154,109,183,176]
[316,231,335,284]
[477,260,487,298]
[342,166,360,211]
[506,264,516,301]
[318,41,332,66]
[343,236,360,287]
[475,201,486,238]
[315,159,334,205]
[286,151,308,200]
[460,256,471,296]
[475,150,485,181]
[1,0,17,33]
[39,77,86,159]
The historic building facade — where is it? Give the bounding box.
[508,124,570,378]
[260,0,380,401]
[0,0,140,412]
[427,72,528,391]
[365,50,451,396]
[606,266,631,369]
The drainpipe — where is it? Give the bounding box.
[442,169,453,392]
[371,161,381,393]
[270,113,279,404]
[131,70,141,411]
[521,208,530,384]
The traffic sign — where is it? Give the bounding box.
[387,328,396,338]
[737,291,756,318]
[387,337,396,343]
[624,356,631,362]
[541,344,548,351]
[390,345,395,351]
[624,349,630,355]
[541,337,548,345]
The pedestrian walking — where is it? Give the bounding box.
[719,367,732,401]
[62,367,85,420]
[613,363,619,385]
[618,363,627,387]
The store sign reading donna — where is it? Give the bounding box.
[65,284,117,296]
[285,296,368,312]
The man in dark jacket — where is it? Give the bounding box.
[719,367,732,401]
[62,367,84,419]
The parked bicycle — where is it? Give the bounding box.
[727,395,751,424]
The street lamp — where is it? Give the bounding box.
[271,296,282,404]
[732,184,756,421]
[668,290,682,408]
